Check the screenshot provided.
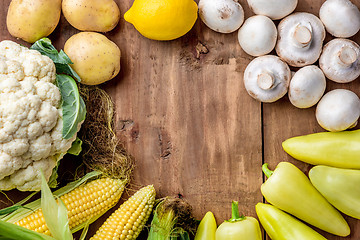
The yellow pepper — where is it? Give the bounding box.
[309,165,360,219]
[256,203,327,240]
[215,201,262,240]
[261,162,350,237]
[194,212,216,240]
[282,129,360,168]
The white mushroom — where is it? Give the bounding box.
[247,0,298,20]
[316,89,360,132]
[319,0,360,38]
[244,55,291,102]
[238,15,277,57]
[289,65,326,108]
[199,0,244,33]
[319,38,360,83]
[276,12,326,67]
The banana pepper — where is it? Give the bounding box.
[215,201,262,240]
[194,212,216,240]
[282,129,360,168]
[310,165,360,219]
[261,162,350,237]
[256,203,327,240]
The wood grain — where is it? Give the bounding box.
[0,0,359,239]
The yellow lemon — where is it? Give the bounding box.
[124,0,198,41]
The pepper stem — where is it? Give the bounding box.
[262,163,274,178]
[226,201,246,222]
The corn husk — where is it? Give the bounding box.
[148,197,196,240]
[40,171,72,240]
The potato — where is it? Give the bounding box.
[62,0,120,32]
[64,32,121,85]
[6,0,61,43]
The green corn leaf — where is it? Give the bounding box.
[0,205,24,216]
[56,74,86,139]
[40,171,73,240]
[0,205,34,216]
[30,38,81,82]
[178,231,190,240]
[0,220,55,240]
[79,219,91,240]
[0,192,38,220]
[57,199,73,240]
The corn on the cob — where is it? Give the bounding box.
[14,177,125,235]
[90,185,156,240]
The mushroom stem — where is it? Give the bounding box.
[337,46,357,68]
[257,72,275,90]
[292,24,313,48]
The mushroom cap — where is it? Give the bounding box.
[289,65,326,108]
[238,15,277,57]
[199,0,244,33]
[244,55,291,103]
[276,12,326,67]
[319,38,360,83]
[316,89,360,132]
[319,0,360,38]
[247,0,298,20]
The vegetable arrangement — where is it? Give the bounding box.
[229,0,360,132]
[1,0,360,239]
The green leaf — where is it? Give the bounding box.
[0,220,55,240]
[67,137,83,156]
[30,38,71,64]
[179,232,190,240]
[79,220,90,240]
[40,171,73,240]
[30,38,81,82]
[55,63,81,82]
[57,199,73,240]
[0,205,25,216]
[56,74,86,139]
[47,154,64,189]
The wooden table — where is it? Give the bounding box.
[1,0,360,239]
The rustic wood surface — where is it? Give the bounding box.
[0,0,360,239]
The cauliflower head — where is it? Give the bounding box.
[0,40,79,191]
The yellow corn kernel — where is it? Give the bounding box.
[90,185,156,240]
[15,178,125,235]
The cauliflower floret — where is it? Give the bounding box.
[0,40,79,191]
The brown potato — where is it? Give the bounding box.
[62,0,120,32]
[6,0,61,43]
[64,32,121,85]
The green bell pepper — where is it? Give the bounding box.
[215,201,262,240]
[256,203,327,240]
[261,162,350,237]
[309,165,360,219]
[194,212,216,240]
[282,129,360,168]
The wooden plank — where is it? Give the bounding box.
[263,0,360,239]
[109,0,263,224]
